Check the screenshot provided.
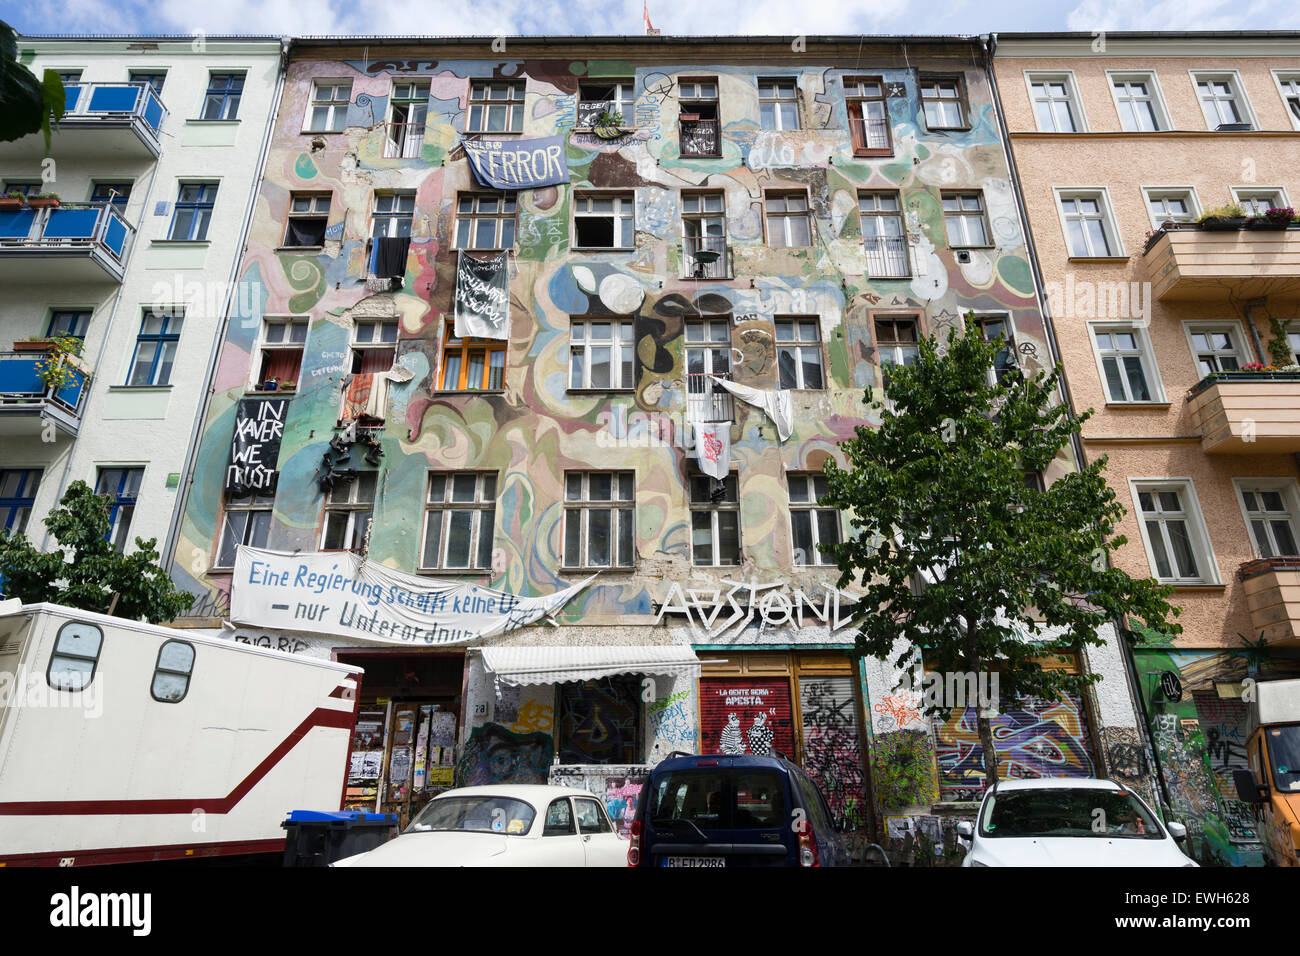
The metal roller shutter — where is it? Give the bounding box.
[699,677,795,758]
[798,675,866,825]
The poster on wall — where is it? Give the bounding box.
[462,134,568,190]
[225,396,290,495]
[231,545,594,646]
[453,250,511,341]
[698,678,795,757]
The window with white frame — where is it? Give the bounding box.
[1277,73,1300,129]
[351,319,398,374]
[563,472,634,569]
[1286,328,1300,366]
[974,314,1017,384]
[1233,188,1288,218]
[306,80,351,132]
[1059,191,1121,257]
[257,316,307,388]
[1133,481,1215,583]
[371,191,414,238]
[758,77,799,130]
[466,81,525,133]
[789,473,839,566]
[321,472,376,551]
[682,191,727,277]
[1091,325,1160,403]
[689,472,740,566]
[1111,73,1167,131]
[573,191,634,249]
[875,316,921,388]
[775,317,824,389]
[845,76,891,153]
[386,80,429,159]
[1185,323,1247,377]
[859,191,908,277]
[941,191,989,247]
[216,491,273,567]
[577,79,635,126]
[569,318,634,390]
[765,191,811,247]
[1238,482,1300,559]
[1193,73,1252,129]
[421,472,496,570]
[455,192,517,250]
[1027,74,1082,132]
[920,75,966,129]
[1144,188,1198,227]
[283,192,331,247]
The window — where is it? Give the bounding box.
[257,316,308,386]
[351,319,398,375]
[765,191,811,247]
[941,191,989,247]
[439,318,506,390]
[1144,188,1198,227]
[1276,72,1300,129]
[307,80,351,132]
[758,77,799,130]
[789,473,839,566]
[577,79,635,126]
[678,79,720,157]
[0,468,41,536]
[1109,73,1168,132]
[1058,191,1121,258]
[128,308,183,386]
[200,72,243,120]
[421,472,496,570]
[920,75,967,129]
[386,80,428,159]
[974,314,1017,384]
[775,317,823,389]
[575,798,612,833]
[690,472,740,566]
[90,182,131,207]
[685,317,733,421]
[95,467,143,552]
[682,191,726,278]
[845,76,890,154]
[1238,483,1300,559]
[563,472,634,569]
[1233,187,1289,218]
[216,491,273,567]
[466,81,525,133]
[129,71,165,94]
[454,193,516,250]
[1193,73,1253,130]
[1027,73,1082,132]
[859,191,908,277]
[1184,323,1247,377]
[1132,481,1216,584]
[371,191,414,239]
[321,472,376,551]
[569,318,634,389]
[284,192,331,247]
[47,309,90,339]
[47,621,102,692]
[573,191,634,249]
[543,798,575,835]
[151,641,195,703]
[168,183,216,241]
[875,316,920,386]
[1091,325,1160,403]
[2,180,41,197]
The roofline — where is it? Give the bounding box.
[994,30,1300,41]
[19,34,286,41]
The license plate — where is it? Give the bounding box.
[662,856,725,867]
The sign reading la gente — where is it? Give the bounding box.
[232,546,593,646]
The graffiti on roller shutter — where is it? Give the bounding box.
[699,679,795,757]
[799,677,867,828]
[934,694,1095,799]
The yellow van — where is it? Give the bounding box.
[1234,677,1300,866]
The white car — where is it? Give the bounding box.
[959,778,1197,867]
[331,785,628,867]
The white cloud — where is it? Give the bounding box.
[1065,0,1280,31]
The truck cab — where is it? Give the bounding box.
[1233,677,1300,866]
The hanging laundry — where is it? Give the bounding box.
[339,372,389,424]
[369,235,411,279]
[691,422,730,480]
[710,376,794,441]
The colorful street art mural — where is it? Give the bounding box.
[799,676,867,827]
[454,722,553,787]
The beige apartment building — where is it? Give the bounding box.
[995,31,1300,865]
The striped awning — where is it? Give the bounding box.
[476,644,702,686]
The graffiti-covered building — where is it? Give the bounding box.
[165,33,1144,844]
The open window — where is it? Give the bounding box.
[678,79,720,157]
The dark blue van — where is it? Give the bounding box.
[627,752,853,867]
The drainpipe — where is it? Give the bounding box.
[1243,298,1268,364]
[162,37,290,571]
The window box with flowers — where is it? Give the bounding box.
[1246,207,1297,231]
[25,194,61,209]
[1187,363,1300,398]
[1198,203,1247,231]
[35,334,88,393]
[0,191,25,211]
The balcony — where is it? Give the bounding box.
[681,236,729,279]
[686,372,735,425]
[1186,371,1300,454]
[0,351,89,438]
[0,203,135,284]
[1144,224,1300,302]
[10,82,167,160]
[1239,557,1300,645]
[864,234,910,278]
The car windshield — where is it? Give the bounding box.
[1266,724,1300,792]
[406,796,536,835]
[980,788,1163,840]
[650,769,786,830]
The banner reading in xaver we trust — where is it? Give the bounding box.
[231,546,595,646]
[226,396,290,495]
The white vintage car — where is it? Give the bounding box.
[331,785,628,867]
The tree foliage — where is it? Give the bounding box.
[820,322,1180,783]
[0,20,64,150]
[0,480,194,624]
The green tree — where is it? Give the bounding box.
[820,321,1180,785]
[0,19,64,149]
[0,480,194,624]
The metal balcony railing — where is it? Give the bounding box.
[0,350,89,435]
[682,236,728,279]
[383,121,426,159]
[686,372,735,424]
[864,234,910,277]
[679,118,720,157]
[62,81,167,142]
[0,202,135,270]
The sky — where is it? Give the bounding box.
[0,0,1295,39]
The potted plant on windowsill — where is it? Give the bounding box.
[278,379,297,392]
[1198,203,1247,231]
[1246,206,1296,231]
[34,334,86,393]
[25,193,61,209]
[262,377,279,391]
[592,108,626,140]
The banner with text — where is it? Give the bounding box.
[453,250,511,340]
[232,546,595,646]
[463,134,568,189]
[225,396,289,496]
